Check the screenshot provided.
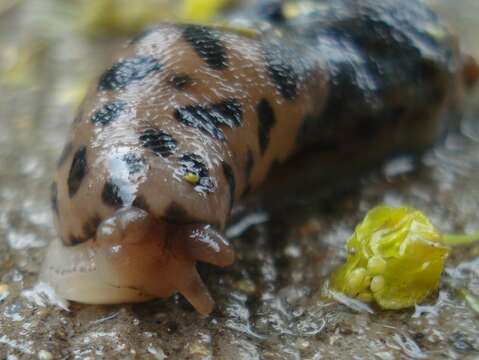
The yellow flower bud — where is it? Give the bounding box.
[331,206,450,309]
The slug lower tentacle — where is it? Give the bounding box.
[42,0,475,314]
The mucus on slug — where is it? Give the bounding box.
[42,0,477,315]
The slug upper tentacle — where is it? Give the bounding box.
[42,0,474,314]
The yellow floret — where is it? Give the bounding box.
[367,256,387,275]
[331,206,450,310]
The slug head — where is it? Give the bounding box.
[94,207,235,315]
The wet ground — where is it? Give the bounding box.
[0,1,478,359]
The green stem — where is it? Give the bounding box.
[458,289,479,314]
[441,231,479,245]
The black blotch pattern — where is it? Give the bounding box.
[102,180,124,208]
[256,99,276,153]
[222,162,236,210]
[183,25,227,70]
[213,99,243,127]
[139,129,177,157]
[83,215,101,240]
[174,99,243,141]
[264,45,299,100]
[175,106,224,141]
[57,142,73,168]
[163,202,203,224]
[180,153,208,177]
[179,153,215,192]
[170,74,193,91]
[123,152,146,174]
[98,56,162,91]
[91,100,127,126]
[68,146,87,197]
[50,182,58,215]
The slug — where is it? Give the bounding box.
[42,0,477,315]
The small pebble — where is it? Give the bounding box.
[188,341,212,357]
[296,338,310,350]
[0,284,9,301]
[37,350,53,360]
[234,279,257,294]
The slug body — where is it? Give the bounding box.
[42,0,474,314]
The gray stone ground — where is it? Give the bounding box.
[0,1,478,359]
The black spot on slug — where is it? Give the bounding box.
[174,99,243,141]
[170,74,193,91]
[123,152,146,174]
[183,25,227,70]
[179,153,216,192]
[68,146,87,197]
[222,162,235,211]
[175,106,224,140]
[139,129,177,157]
[50,182,58,215]
[102,180,124,208]
[163,202,203,224]
[213,99,243,128]
[264,44,299,100]
[91,100,127,126]
[256,99,276,153]
[98,56,162,91]
[57,142,73,168]
[179,154,208,177]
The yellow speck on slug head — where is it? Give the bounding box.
[183,173,200,185]
[331,206,450,310]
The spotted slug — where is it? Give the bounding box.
[41,0,477,314]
